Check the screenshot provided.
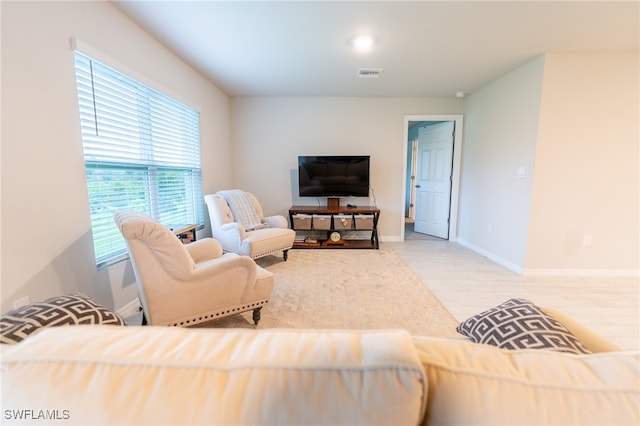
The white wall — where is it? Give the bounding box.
[1,1,232,312]
[230,97,464,239]
[457,56,545,272]
[525,52,639,274]
[457,52,639,275]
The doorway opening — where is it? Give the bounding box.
[402,115,463,242]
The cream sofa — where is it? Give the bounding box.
[2,310,638,426]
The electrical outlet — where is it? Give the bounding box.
[13,296,30,310]
[583,235,593,247]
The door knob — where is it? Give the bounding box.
[415,185,421,188]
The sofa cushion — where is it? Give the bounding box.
[413,336,640,426]
[0,294,125,345]
[1,326,426,425]
[456,298,590,355]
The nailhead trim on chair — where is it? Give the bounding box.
[220,245,292,260]
[250,246,293,259]
[169,300,269,327]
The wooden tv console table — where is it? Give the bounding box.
[288,205,380,249]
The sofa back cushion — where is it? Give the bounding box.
[2,326,426,426]
[413,336,639,426]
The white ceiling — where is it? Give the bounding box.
[113,1,639,98]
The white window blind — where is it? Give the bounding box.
[74,51,203,269]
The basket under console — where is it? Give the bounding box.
[289,205,380,249]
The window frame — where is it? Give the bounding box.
[73,47,204,269]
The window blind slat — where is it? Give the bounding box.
[74,51,203,268]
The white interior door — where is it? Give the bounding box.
[414,121,454,239]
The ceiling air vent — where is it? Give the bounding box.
[357,68,383,78]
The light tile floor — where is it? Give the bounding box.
[385,237,639,351]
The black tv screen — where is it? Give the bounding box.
[298,155,370,197]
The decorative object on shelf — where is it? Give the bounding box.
[326,231,347,245]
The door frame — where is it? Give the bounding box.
[402,114,463,241]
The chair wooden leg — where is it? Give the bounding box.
[283,249,289,261]
[252,307,262,325]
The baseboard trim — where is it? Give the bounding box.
[116,297,141,318]
[456,238,524,275]
[455,238,640,277]
[522,268,640,277]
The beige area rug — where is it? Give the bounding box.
[196,249,460,338]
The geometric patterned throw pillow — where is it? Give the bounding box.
[456,298,591,355]
[0,293,125,345]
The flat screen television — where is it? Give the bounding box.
[298,155,370,197]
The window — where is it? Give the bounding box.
[73,51,203,269]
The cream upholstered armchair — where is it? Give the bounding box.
[204,190,295,261]
[114,211,274,327]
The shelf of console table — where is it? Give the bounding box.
[289,205,380,250]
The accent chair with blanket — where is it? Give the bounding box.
[204,190,295,261]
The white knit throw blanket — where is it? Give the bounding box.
[218,190,268,231]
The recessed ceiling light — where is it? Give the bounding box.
[350,35,376,53]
